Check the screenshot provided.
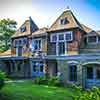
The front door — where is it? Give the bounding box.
[32,62,44,78]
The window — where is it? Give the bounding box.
[65,32,73,41]
[58,42,65,55]
[87,36,98,43]
[51,34,57,42]
[20,26,26,32]
[23,38,27,44]
[17,66,21,72]
[15,39,19,46]
[32,39,42,51]
[58,34,64,41]
[87,67,93,79]
[50,31,73,55]
[96,67,100,79]
[16,47,23,56]
[33,63,37,72]
[60,18,69,25]
[40,63,44,72]
[69,65,77,81]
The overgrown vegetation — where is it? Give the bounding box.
[74,86,100,100]
[0,71,6,89]
[34,76,63,87]
[0,19,17,52]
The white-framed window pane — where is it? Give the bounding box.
[66,32,72,41]
[51,34,57,42]
[58,42,65,55]
[59,34,64,41]
[32,39,41,51]
[88,36,97,43]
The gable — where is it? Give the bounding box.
[48,10,82,32]
[12,17,38,38]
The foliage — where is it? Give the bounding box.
[73,86,100,100]
[34,77,48,85]
[34,76,63,87]
[0,18,17,52]
[0,71,6,89]
[48,77,63,87]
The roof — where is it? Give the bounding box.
[0,49,12,57]
[81,24,93,33]
[48,10,83,32]
[96,31,100,35]
[32,27,48,37]
[12,17,38,38]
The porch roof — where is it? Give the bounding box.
[45,55,100,61]
[0,56,28,61]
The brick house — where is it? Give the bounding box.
[0,10,100,88]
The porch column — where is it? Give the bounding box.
[29,59,33,78]
[82,66,86,89]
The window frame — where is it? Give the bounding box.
[69,64,77,82]
[32,38,42,51]
[87,35,98,44]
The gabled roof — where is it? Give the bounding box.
[12,17,38,38]
[48,10,83,32]
[32,27,48,37]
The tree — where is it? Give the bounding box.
[0,19,17,52]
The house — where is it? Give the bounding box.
[0,10,100,88]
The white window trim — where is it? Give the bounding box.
[87,35,98,44]
[50,34,57,42]
[32,38,42,51]
[16,46,23,56]
[50,31,73,55]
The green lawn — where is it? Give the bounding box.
[0,81,79,100]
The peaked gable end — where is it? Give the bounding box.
[12,17,38,38]
[49,10,82,32]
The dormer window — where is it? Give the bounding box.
[20,26,26,32]
[60,18,69,25]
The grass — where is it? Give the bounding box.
[0,81,79,100]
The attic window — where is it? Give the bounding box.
[20,26,26,32]
[60,18,69,25]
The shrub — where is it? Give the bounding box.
[0,70,6,89]
[48,77,63,87]
[34,77,63,87]
[73,86,100,100]
[34,77,48,85]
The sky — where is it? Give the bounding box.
[0,0,100,30]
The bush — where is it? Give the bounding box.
[0,70,6,89]
[48,77,62,87]
[73,86,100,100]
[34,76,63,87]
[34,77,48,85]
